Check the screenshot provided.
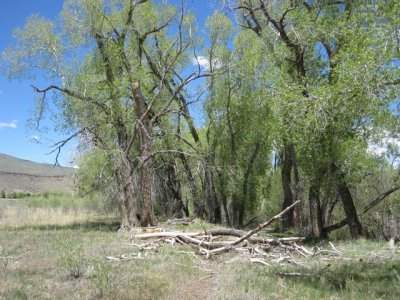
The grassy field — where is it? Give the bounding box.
[1,195,399,299]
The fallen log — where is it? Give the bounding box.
[133,231,201,239]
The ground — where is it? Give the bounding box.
[1,197,400,299]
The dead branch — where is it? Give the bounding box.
[277,272,314,277]
[228,201,300,247]
[250,258,270,266]
[106,253,143,261]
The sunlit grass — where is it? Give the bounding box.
[0,196,399,299]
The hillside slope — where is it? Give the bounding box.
[0,153,74,193]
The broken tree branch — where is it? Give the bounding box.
[227,200,300,247]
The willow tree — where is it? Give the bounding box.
[3,0,203,228]
[229,0,400,238]
[203,12,273,227]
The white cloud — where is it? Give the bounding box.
[0,120,17,129]
[191,56,222,71]
[192,56,210,69]
[28,135,41,143]
[368,135,400,164]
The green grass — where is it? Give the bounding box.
[0,197,399,299]
[25,191,114,212]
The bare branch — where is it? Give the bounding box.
[47,129,85,166]
[31,85,110,116]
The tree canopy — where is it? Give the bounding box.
[3,0,400,239]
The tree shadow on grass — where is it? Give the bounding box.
[279,259,400,298]
[4,218,121,232]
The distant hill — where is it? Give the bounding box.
[0,153,75,193]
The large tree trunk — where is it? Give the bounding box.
[308,178,325,238]
[115,163,139,228]
[132,82,155,227]
[119,197,130,229]
[140,156,154,227]
[337,182,363,239]
[331,164,363,239]
[125,173,139,226]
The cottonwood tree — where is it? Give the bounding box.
[3,0,207,228]
[204,12,273,226]
[226,0,400,238]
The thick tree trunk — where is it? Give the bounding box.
[330,163,362,239]
[308,179,325,238]
[132,82,155,227]
[140,156,154,227]
[119,198,130,229]
[337,182,363,239]
[125,174,139,226]
[115,164,139,228]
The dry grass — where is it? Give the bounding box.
[0,205,104,228]
[1,197,399,299]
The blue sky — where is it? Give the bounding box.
[0,0,216,166]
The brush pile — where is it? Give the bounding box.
[123,201,342,266]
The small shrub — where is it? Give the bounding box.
[7,191,26,199]
[0,189,6,198]
[57,239,87,279]
[87,257,113,297]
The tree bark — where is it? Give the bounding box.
[330,162,363,239]
[337,182,363,238]
[132,82,155,227]
[308,178,325,238]
[115,162,139,228]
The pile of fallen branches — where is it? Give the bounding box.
[102,201,345,268]
[129,201,328,261]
